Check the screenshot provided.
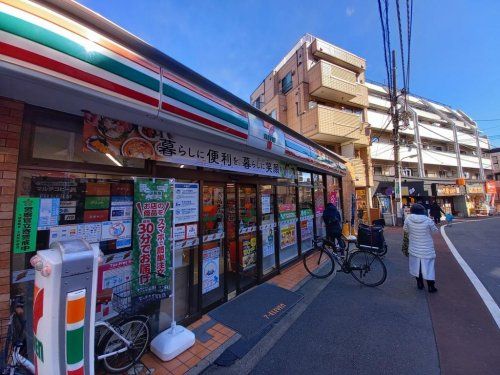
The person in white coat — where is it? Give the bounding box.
[403,203,439,293]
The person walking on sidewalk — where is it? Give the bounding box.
[429,201,445,224]
[323,203,344,251]
[403,203,439,293]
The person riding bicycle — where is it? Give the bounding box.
[323,203,344,253]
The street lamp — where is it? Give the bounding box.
[395,153,418,224]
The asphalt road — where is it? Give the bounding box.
[250,229,440,375]
[444,217,500,306]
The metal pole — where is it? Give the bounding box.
[391,50,402,225]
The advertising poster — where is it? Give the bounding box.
[132,178,173,289]
[240,235,257,270]
[280,223,296,249]
[300,218,314,240]
[13,197,40,254]
[202,243,220,294]
[262,226,275,257]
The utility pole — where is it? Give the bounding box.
[391,50,403,225]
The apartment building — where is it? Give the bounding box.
[367,81,493,217]
[250,34,372,221]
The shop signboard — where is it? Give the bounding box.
[83,112,295,179]
[486,180,496,195]
[13,197,40,254]
[247,113,286,156]
[132,178,173,289]
[202,243,220,294]
[466,183,485,195]
[173,183,199,224]
[432,184,464,197]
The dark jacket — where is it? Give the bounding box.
[323,203,342,237]
[429,203,444,218]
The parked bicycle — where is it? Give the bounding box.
[303,236,387,286]
[96,274,169,374]
[0,274,169,375]
[1,295,35,375]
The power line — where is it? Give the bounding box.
[476,118,500,122]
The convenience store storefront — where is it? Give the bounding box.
[0,0,346,330]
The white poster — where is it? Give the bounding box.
[262,226,275,257]
[261,194,271,214]
[186,224,197,239]
[49,223,101,245]
[174,183,199,224]
[101,220,132,241]
[38,198,60,230]
[202,245,220,294]
[174,225,186,241]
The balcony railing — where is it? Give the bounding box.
[308,61,368,108]
[311,39,365,72]
[302,105,365,144]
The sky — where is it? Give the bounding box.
[79,0,500,147]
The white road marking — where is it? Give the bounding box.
[440,224,500,329]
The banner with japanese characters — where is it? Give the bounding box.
[132,178,173,291]
[83,111,296,178]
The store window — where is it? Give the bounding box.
[201,184,225,308]
[260,185,276,275]
[313,174,326,238]
[326,175,342,218]
[277,185,298,264]
[298,172,314,253]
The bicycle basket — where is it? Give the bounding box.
[111,273,171,316]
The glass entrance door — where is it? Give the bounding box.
[225,183,238,298]
[201,183,225,309]
[238,185,258,290]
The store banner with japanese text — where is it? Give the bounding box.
[13,197,40,253]
[132,178,173,290]
[83,111,296,178]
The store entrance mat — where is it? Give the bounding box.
[208,283,303,338]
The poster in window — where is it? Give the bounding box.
[13,197,40,254]
[38,198,60,230]
[240,235,257,270]
[280,223,296,249]
[261,194,271,214]
[174,183,199,224]
[202,242,220,294]
[262,226,275,257]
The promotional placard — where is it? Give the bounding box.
[13,197,40,253]
[202,243,220,294]
[132,178,173,289]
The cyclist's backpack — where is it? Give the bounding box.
[357,224,386,254]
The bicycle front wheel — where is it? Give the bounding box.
[303,244,336,279]
[98,316,150,374]
[348,250,387,287]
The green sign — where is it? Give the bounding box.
[132,179,173,291]
[13,197,40,253]
[84,196,110,210]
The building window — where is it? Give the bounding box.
[269,109,277,119]
[281,72,293,94]
[402,168,412,177]
[373,166,383,175]
[439,170,447,178]
[434,146,443,151]
[252,97,262,110]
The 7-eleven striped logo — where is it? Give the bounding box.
[33,285,44,374]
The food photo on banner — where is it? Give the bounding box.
[83,111,296,178]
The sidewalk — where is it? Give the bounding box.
[138,254,323,375]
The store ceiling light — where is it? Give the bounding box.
[105,153,123,167]
[180,164,185,168]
